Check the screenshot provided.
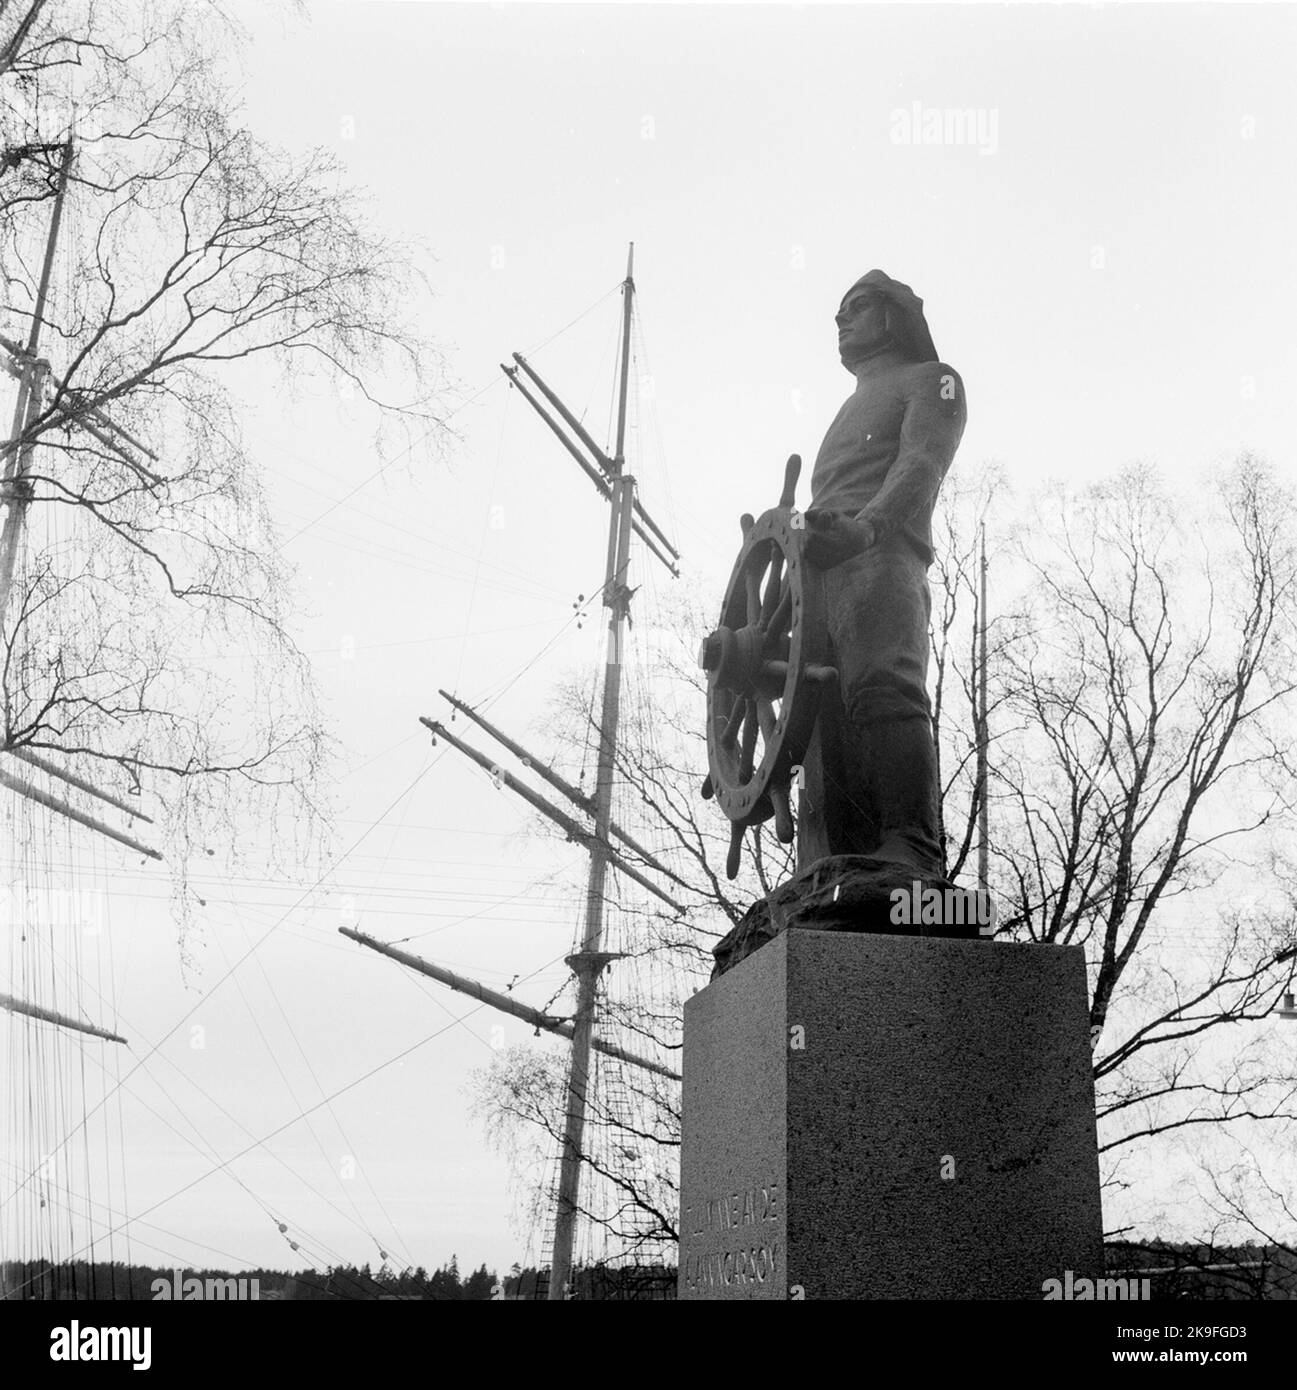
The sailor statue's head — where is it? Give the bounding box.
[834,270,939,371]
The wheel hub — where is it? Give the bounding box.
[699,623,769,697]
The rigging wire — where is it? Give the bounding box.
[278,281,622,550]
[14,939,583,1279]
[0,756,445,1221]
[10,905,396,1282]
[450,373,510,697]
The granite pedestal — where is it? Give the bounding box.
[678,930,1103,1299]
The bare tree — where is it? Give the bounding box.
[0,0,450,943]
[471,1040,681,1261]
[935,456,1297,1252]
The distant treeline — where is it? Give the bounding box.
[1,1256,677,1300]
[1106,1241,1296,1301]
[1,1256,497,1301]
[505,1264,677,1300]
[14,1243,1285,1301]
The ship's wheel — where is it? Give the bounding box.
[699,455,838,878]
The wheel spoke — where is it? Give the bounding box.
[738,705,758,781]
[745,562,763,626]
[760,658,789,689]
[755,697,777,743]
[765,585,792,644]
[720,695,748,749]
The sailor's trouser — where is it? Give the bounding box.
[808,535,944,876]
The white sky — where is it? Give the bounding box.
[6,1,1297,1281]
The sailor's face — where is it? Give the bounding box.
[835,290,888,365]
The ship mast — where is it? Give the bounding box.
[547,242,638,1300]
[345,244,680,1295]
[0,138,164,858]
[976,522,989,897]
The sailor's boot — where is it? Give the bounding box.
[856,715,945,878]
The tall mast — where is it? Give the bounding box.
[548,243,636,1300]
[0,140,72,620]
[976,523,989,895]
[0,141,164,854]
[405,244,676,1295]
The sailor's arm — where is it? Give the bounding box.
[853,363,966,544]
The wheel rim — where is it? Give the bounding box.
[702,508,825,828]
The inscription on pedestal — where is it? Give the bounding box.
[681,1180,782,1294]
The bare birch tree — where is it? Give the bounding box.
[0,1,449,943]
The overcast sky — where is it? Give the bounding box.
[6,1,1297,1280]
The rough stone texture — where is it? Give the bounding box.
[678,934,789,1299]
[679,931,1103,1300]
[711,853,979,978]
